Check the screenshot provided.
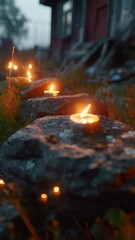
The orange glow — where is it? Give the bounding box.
[82,118,87,124]
[80,104,91,118]
[70,104,99,125]
[40,193,48,203]
[27,70,32,82]
[50,84,54,91]
[13,65,18,70]
[8,62,12,69]
[53,186,60,196]
[44,84,59,96]
[28,64,32,69]
[0,179,5,188]
[8,62,18,70]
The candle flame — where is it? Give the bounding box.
[53,186,60,196]
[0,179,5,186]
[40,193,48,203]
[13,65,18,70]
[50,84,54,91]
[27,70,32,82]
[8,62,12,69]
[8,62,18,70]
[80,104,91,118]
[28,64,32,69]
[44,84,59,96]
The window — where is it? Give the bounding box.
[62,0,73,37]
[74,0,82,27]
[122,0,132,12]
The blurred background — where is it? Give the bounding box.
[0,0,51,79]
[15,0,51,49]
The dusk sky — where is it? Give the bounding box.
[15,0,51,49]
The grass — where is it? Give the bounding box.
[94,80,135,127]
[0,78,29,145]
[62,66,135,128]
[0,66,134,146]
[1,183,135,240]
[0,85,21,124]
[61,65,103,95]
[0,66,135,239]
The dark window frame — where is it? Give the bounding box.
[62,0,73,38]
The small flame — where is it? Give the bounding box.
[13,65,18,70]
[40,193,48,203]
[50,84,54,91]
[80,104,91,118]
[53,186,60,196]
[0,179,5,186]
[28,64,32,69]
[8,62,12,69]
[27,70,32,82]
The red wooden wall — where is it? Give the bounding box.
[85,0,109,41]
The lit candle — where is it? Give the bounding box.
[8,62,12,69]
[28,64,32,69]
[40,193,48,203]
[44,84,60,97]
[27,70,32,82]
[53,186,60,196]
[8,62,18,70]
[70,104,100,134]
[13,65,18,70]
[0,178,5,189]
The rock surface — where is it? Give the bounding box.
[1,115,135,201]
[22,93,108,121]
[22,78,64,99]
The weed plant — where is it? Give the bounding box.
[0,80,27,145]
[0,67,135,239]
[62,66,135,127]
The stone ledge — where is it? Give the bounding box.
[22,93,108,121]
[1,115,134,201]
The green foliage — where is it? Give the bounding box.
[90,208,135,240]
[0,84,21,124]
[61,66,103,95]
[1,182,135,240]
[62,67,135,127]
[0,64,135,238]
[96,83,135,127]
[91,221,106,239]
[105,209,125,227]
[0,0,27,42]
[0,80,27,144]
[62,66,87,85]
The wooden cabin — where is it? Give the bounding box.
[40,0,135,69]
[40,0,108,51]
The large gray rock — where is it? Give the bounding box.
[1,115,134,204]
[22,93,108,121]
[22,77,64,99]
[1,114,135,218]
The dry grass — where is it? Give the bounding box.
[0,84,21,125]
[0,79,27,144]
[96,82,135,127]
[62,66,135,127]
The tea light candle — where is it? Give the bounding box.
[44,84,59,97]
[40,193,48,203]
[0,178,5,189]
[70,104,100,134]
[53,186,60,196]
